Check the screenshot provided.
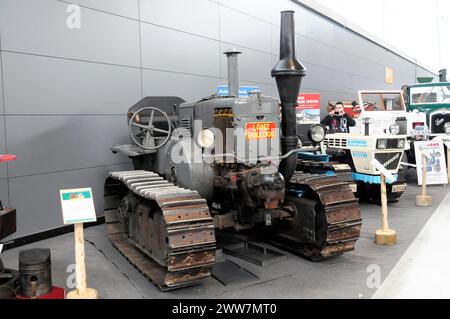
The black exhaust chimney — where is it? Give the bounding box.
[439,69,447,82]
[272,10,306,182]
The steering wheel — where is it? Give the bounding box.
[129,107,172,150]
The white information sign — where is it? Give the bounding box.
[60,187,97,224]
[414,141,448,186]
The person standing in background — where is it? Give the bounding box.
[320,101,356,133]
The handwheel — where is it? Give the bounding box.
[129,107,172,150]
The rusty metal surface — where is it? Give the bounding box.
[296,173,362,259]
[167,249,215,272]
[104,171,216,291]
[267,172,362,261]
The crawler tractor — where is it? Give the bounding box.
[103,11,362,290]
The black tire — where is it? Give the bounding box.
[356,182,404,205]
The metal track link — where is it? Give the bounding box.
[291,172,362,259]
[104,170,216,291]
[269,172,362,261]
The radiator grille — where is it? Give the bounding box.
[375,152,402,170]
[324,138,347,147]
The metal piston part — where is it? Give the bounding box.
[19,248,52,297]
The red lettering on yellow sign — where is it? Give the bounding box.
[245,122,276,140]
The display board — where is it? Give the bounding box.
[59,188,97,224]
[414,141,448,185]
[297,93,321,124]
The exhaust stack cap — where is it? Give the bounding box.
[439,69,447,82]
[224,48,242,97]
[271,10,306,107]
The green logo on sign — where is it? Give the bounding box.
[62,191,92,201]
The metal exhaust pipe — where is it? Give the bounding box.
[439,69,447,82]
[272,10,306,181]
[224,49,242,97]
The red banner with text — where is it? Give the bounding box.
[297,93,321,124]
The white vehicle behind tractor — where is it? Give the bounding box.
[349,90,426,151]
[320,90,417,203]
[323,132,407,203]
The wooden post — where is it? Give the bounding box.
[416,153,432,206]
[375,174,397,245]
[66,223,98,299]
[421,153,427,197]
[380,175,389,232]
[74,223,86,295]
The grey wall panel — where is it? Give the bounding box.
[301,36,332,70]
[345,55,385,83]
[0,56,5,180]
[142,69,219,102]
[302,63,354,95]
[0,0,140,67]
[220,43,273,85]
[295,34,308,62]
[416,66,434,79]
[8,162,132,238]
[296,8,334,44]
[0,179,9,211]
[219,0,290,26]
[5,115,130,177]
[332,28,386,68]
[0,53,4,115]
[220,6,272,53]
[271,25,281,57]
[332,27,418,87]
[353,76,389,91]
[140,0,220,40]
[0,116,6,179]
[140,23,220,77]
[386,53,415,79]
[64,0,140,19]
[1,52,142,115]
